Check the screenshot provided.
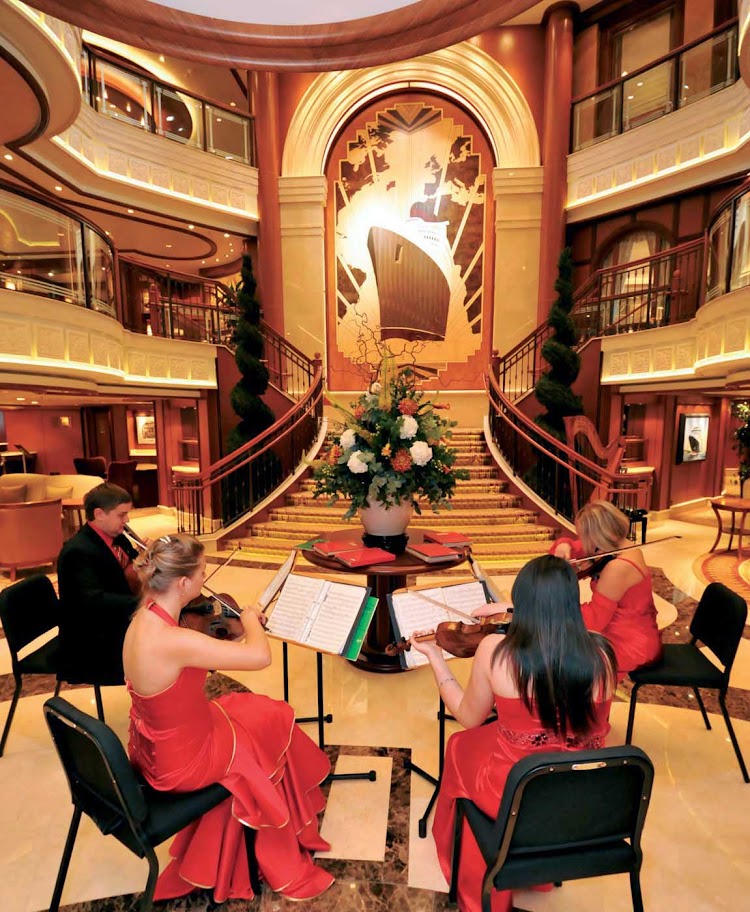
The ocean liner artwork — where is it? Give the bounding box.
[367,218,463,343]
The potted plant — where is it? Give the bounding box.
[731,401,750,498]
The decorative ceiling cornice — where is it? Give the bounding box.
[23,0,541,70]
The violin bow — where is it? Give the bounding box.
[466,551,506,604]
[568,534,682,566]
[257,550,297,613]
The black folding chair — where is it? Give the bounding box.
[44,696,260,912]
[625,581,748,783]
[450,746,654,912]
[0,575,65,756]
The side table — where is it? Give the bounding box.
[709,497,750,559]
[302,528,467,673]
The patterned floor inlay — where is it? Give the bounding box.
[701,551,750,603]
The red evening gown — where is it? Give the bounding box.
[584,556,663,677]
[127,602,334,902]
[432,695,612,912]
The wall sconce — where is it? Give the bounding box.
[58,416,71,427]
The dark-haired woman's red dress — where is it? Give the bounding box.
[432,695,612,912]
[127,602,333,902]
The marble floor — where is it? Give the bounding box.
[1,516,749,911]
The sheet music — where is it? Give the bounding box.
[390,581,488,670]
[267,573,369,655]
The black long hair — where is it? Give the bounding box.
[492,555,616,736]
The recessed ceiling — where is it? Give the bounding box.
[25,0,542,70]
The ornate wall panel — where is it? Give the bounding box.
[325,93,493,390]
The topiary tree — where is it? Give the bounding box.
[227,253,275,453]
[534,247,583,440]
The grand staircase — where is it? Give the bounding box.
[223,429,557,572]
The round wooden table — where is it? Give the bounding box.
[709,497,750,559]
[302,528,468,673]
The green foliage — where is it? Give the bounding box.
[731,401,750,488]
[227,254,273,452]
[311,365,469,520]
[533,247,583,440]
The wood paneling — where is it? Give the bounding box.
[3,409,84,475]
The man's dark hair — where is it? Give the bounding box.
[84,482,132,521]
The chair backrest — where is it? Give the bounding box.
[0,575,59,660]
[73,457,107,478]
[489,746,653,877]
[106,461,137,496]
[43,697,149,847]
[690,582,748,673]
[0,500,64,571]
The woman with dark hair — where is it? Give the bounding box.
[123,534,333,904]
[412,555,616,912]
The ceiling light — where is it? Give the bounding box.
[230,101,236,107]
[166,243,172,248]
[16,396,25,401]
[636,81,643,87]
[166,115,175,122]
[215,258,219,262]
[684,84,689,89]
[127,208,134,213]
[31,401,38,405]
[166,264,171,268]
[216,117,223,124]
[177,127,184,132]
[225,155,233,160]
[125,103,131,113]
[105,231,111,236]
[54,185,63,192]
[48,271,54,277]
[201,260,206,264]
[188,224,195,230]
[223,233,230,238]
[3,153,12,161]
[627,95,634,100]
[159,54,165,62]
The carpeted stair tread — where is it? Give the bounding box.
[286,492,521,509]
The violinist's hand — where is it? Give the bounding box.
[240,606,268,627]
[552,541,572,561]
[409,629,442,660]
[471,602,512,618]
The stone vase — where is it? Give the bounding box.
[359,499,413,536]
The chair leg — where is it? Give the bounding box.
[625,683,640,744]
[630,869,644,912]
[243,824,262,896]
[448,801,465,904]
[693,688,711,730]
[54,679,61,697]
[49,806,83,912]
[0,676,23,758]
[139,846,160,912]
[94,686,105,722]
[718,694,750,783]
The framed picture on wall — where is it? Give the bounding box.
[676,414,709,464]
[135,415,156,446]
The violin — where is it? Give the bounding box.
[180,588,245,640]
[385,611,512,659]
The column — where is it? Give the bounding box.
[277,175,329,362]
[537,2,577,323]
[250,71,285,333]
[492,166,544,356]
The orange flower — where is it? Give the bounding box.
[381,443,392,457]
[391,448,413,472]
[328,444,343,463]
[353,405,366,419]
[433,402,450,410]
[398,398,419,416]
[440,464,452,474]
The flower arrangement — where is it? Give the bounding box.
[312,365,469,519]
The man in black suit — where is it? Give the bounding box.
[57,482,141,685]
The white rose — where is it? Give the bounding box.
[370,382,381,394]
[347,451,369,474]
[399,415,419,439]
[410,440,433,466]
[340,428,356,450]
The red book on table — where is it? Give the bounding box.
[333,547,397,568]
[423,530,472,548]
[405,542,459,564]
[312,540,362,556]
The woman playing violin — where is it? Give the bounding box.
[552,500,662,678]
[123,534,333,904]
[411,555,616,912]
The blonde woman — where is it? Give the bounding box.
[122,535,333,903]
[552,500,662,678]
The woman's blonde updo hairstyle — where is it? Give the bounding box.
[134,534,204,593]
[576,500,630,554]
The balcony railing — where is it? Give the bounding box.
[81,45,256,166]
[571,21,738,152]
[495,238,705,401]
[0,184,116,318]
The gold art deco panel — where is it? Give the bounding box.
[326,94,493,390]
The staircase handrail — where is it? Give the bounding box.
[172,363,324,534]
[485,371,652,521]
[494,237,705,400]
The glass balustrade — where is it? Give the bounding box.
[572,22,738,152]
[706,184,750,302]
[0,187,116,318]
[80,45,255,165]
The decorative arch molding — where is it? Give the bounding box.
[281,42,540,177]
